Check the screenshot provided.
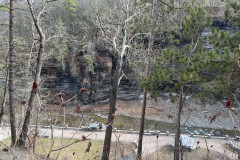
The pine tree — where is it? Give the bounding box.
[142,6,212,160]
[144,2,240,159]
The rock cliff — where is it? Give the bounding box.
[41,46,139,104]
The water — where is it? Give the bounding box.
[88,114,239,137]
[201,27,214,50]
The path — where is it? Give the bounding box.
[0,126,238,159]
[38,128,237,159]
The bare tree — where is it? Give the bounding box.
[85,1,146,159]
[17,0,56,147]
[8,0,17,147]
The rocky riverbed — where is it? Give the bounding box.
[82,93,240,136]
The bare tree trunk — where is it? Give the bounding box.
[32,93,41,153]
[137,0,157,159]
[8,0,17,147]
[0,66,8,123]
[101,54,123,160]
[174,86,184,160]
[100,5,131,157]
[18,45,44,147]
[17,0,46,147]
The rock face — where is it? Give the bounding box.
[40,20,236,105]
[41,46,138,104]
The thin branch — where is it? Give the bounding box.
[228,109,240,132]
[50,139,87,152]
[125,13,136,23]
[159,0,172,8]
[188,37,200,65]
[204,139,210,159]
[60,95,77,107]
[46,114,55,158]
[118,71,126,86]
[45,35,62,43]
[120,21,128,57]
[96,13,112,43]
[128,33,149,44]
[61,114,84,146]
[192,37,200,52]
[113,26,120,53]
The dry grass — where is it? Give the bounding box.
[0,138,135,160]
[144,145,231,160]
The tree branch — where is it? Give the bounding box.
[129,33,149,44]
[159,0,172,8]
[50,139,89,152]
[26,0,48,42]
[118,71,126,86]
[192,37,200,52]
[125,13,136,23]
[96,12,112,44]
[113,26,120,53]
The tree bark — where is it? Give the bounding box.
[8,0,17,147]
[137,0,157,159]
[17,0,46,147]
[100,4,130,157]
[101,53,123,160]
[18,44,44,147]
[174,85,184,160]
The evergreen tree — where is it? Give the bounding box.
[143,3,240,159]
[225,0,240,27]
[142,6,212,160]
